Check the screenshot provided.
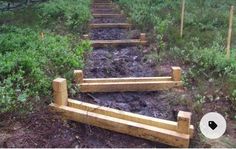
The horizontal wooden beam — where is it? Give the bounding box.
[83,77,172,83]
[68,99,194,137]
[93,3,113,6]
[90,23,131,29]
[93,13,123,18]
[74,67,182,92]
[92,6,114,9]
[92,8,117,11]
[50,103,190,147]
[91,39,147,47]
[79,81,182,92]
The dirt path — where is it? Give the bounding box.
[72,1,190,148]
[73,1,236,147]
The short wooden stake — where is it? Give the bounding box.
[53,78,68,106]
[121,10,124,15]
[74,70,83,84]
[83,34,89,40]
[40,32,44,39]
[177,111,191,134]
[180,0,185,38]
[171,67,182,81]
[226,5,234,59]
[140,33,146,41]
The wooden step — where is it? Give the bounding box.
[50,77,193,147]
[93,3,112,6]
[92,8,117,11]
[90,23,131,29]
[83,33,147,47]
[50,103,191,148]
[79,81,182,92]
[74,67,182,92]
[93,13,123,18]
[93,5,114,8]
[67,99,194,137]
[91,39,146,47]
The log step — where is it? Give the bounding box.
[91,39,147,47]
[93,3,113,6]
[93,5,114,8]
[50,103,191,148]
[51,76,193,147]
[90,23,131,29]
[74,67,182,92]
[67,99,194,137]
[79,81,182,92]
[93,13,123,18]
[92,8,117,12]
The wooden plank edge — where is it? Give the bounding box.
[49,103,190,147]
[79,81,183,92]
[91,39,147,47]
[68,99,194,137]
[83,77,172,83]
[90,23,131,29]
[92,14,123,17]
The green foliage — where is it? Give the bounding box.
[118,0,236,107]
[36,0,92,32]
[0,26,91,113]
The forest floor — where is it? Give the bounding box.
[0,1,236,148]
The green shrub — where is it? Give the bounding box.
[37,0,92,32]
[118,0,236,108]
[0,26,91,113]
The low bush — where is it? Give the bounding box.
[0,26,91,113]
[37,0,92,32]
[117,0,236,106]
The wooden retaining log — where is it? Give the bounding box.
[50,77,193,147]
[86,33,147,47]
[67,99,194,137]
[90,23,131,29]
[50,103,191,148]
[92,13,123,18]
[74,67,182,92]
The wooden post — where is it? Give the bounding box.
[140,33,146,42]
[180,0,185,38]
[121,10,124,15]
[53,78,68,106]
[74,70,84,84]
[226,5,234,59]
[171,67,182,81]
[177,111,191,134]
[40,32,44,39]
[83,34,89,40]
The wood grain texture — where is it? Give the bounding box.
[83,77,172,83]
[79,81,182,92]
[68,99,194,137]
[91,39,147,47]
[50,103,190,147]
[53,78,68,106]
